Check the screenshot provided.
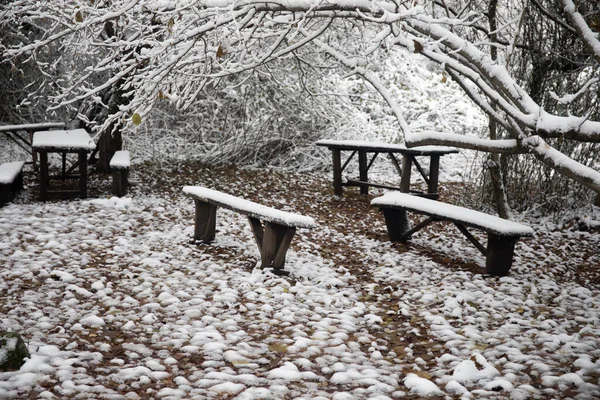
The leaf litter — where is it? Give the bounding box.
[1,162,600,399]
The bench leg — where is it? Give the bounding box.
[112,169,129,197]
[194,200,217,243]
[382,208,411,242]
[486,234,518,276]
[12,171,24,192]
[258,221,296,271]
[0,184,9,205]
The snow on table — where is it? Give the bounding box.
[32,129,96,150]
[0,161,25,184]
[316,139,459,154]
[372,191,534,237]
[183,186,316,229]
[109,150,131,169]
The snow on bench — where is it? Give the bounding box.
[0,161,25,205]
[183,185,316,273]
[372,192,534,276]
[110,151,130,197]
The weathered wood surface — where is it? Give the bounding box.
[0,161,25,205]
[184,186,316,272]
[317,140,458,197]
[372,192,533,276]
[110,151,131,197]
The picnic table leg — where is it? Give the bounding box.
[79,150,88,199]
[194,200,217,243]
[39,150,49,202]
[261,222,296,272]
[29,131,38,173]
[381,208,411,242]
[358,150,368,195]
[428,155,440,199]
[61,152,67,180]
[486,234,518,276]
[332,148,343,196]
[400,155,412,193]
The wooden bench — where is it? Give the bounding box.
[0,161,25,205]
[183,186,316,274]
[371,192,534,276]
[110,150,130,197]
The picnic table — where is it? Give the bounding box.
[32,129,96,201]
[0,122,66,172]
[316,140,459,198]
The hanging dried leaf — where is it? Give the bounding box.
[131,113,142,126]
[216,45,226,58]
[590,15,600,32]
[412,40,423,54]
[75,10,84,23]
[441,72,447,83]
[157,91,165,100]
[167,17,175,34]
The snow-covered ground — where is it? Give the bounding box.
[1,159,600,399]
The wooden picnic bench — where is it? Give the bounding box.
[0,161,25,205]
[372,192,534,276]
[110,150,130,197]
[183,186,316,274]
[0,122,66,172]
[316,140,458,198]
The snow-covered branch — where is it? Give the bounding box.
[560,0,600,63]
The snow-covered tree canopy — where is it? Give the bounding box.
[1,0,600,192]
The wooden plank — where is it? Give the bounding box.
[346,179,402,191]
[453,223,487,255]
[248,217,264,252]
[397,216,436,241]
[412,157,430,186]
[388,153,403,176]
[194,200,217,243]
[340,150,357,173]
[366,152,379,172]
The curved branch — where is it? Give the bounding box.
[406,131,523,153]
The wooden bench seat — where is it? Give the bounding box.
[110,150,130,197]
[371,192,534,276]
[183,186,316,274]
[0,161,25,205]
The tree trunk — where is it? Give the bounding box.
[96,82,125,173]
[487,0,510,219]
[97,126,122,173]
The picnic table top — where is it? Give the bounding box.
[32,129,96,151]
[0,122,66,132]
[316,139,459,155]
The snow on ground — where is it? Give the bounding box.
[1,161,600,399]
